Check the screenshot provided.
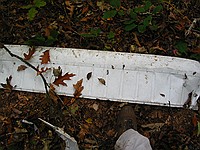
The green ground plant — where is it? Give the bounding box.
[22,0,47,20]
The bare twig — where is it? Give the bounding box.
[185,18,200,37]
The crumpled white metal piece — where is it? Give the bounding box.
[0,45,200,109]
[38,118,79,150]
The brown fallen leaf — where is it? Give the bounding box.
[98,78,106,85]
[133,32,141,47]
[65,0,74,18]
[1,76,13,92]
[63,97,76,106]
[40,50,50,64]
[192,113,197,127]
[17,65,27,71]
[73,79,84,98]
[53,72,76,86]
[87,72,92,80]
[24,47,35,60]
[191,47,200,54]
[49,84,59,103]
[53,66,62,77]
[78,124,89,140]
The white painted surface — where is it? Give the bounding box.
[0,45,200,109]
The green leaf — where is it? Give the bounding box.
[107,31,115,39]
[190,54,200,61]
[134,7,145,13]
[80,33,96,38]
[138,25,146,33]
[152,5,163,14]
[80,28,101,38]
[46,36,56,46]
[90,28,101,36]
[25,35,45,46]
[103,10,117,19]
[109,0,121,8]
[34,0,46,8]
[144,1,152,11]
[21,4,33,9]
[125,23,137,31]
[124,19,135,25]
[28,7,38,20]
[175,41,188,54]
[130,10,137,20]
[150,24,158,31]
[50,30,59,38]
[118,10,124,16]
[143,15,152,26]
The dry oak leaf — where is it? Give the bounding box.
[73,79,84,98]
[53,72,76,86]
[98,78,106,85]
[36,65,51,75]
[17,65,27,71]
[65,0,74,18]
[40,50,50,64]
[1,75,13,92]
[24,47,35,60]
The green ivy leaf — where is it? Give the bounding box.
[103,10,117,19]
[21,4,33,9]
[189,54,200,61]
[28,7,38,20]
[50,30,59,38]
[46,36,56,46]
[144,1,152,11]
[34,0,46,8]
[152,5,163,14]
[150,24,158,31]
[134,7,145,13]
[125,23,137,31]
[124,19,135,25]
[90,28,101,36]
[143,15,152,26]
[109,0,121,8]
[130,10,137,20]
[107,31,115,39]
[25,35,45,46]
[81,28,101,38]
[80,34,96,38]
[138,25,146,33]
[175,41,188,54]
[118,10,124,16]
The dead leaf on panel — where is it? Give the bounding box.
[98,78,106,85]
[73,79,84,98]
[53,66,62,77]
[1,75,14,92]
[23,47,35,60]
[17,65,27,71]
[87,72,92,80]
[53,72,76,86]
[40,50,50,64]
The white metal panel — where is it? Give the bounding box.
[0,45,200,109]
